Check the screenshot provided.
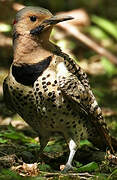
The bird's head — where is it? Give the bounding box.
[13,6,73,38]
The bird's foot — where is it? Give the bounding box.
[61,163,77,173]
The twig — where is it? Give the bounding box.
[58,23,117,65]
[41,171,94,179]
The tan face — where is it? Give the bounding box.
[14,7,73,36]
[14,11,52,35]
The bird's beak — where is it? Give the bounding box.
[43,15,74,25]
[30,15,74,35]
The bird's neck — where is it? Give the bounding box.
[13,30,55,65]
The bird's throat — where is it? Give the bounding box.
[13,33,54,64]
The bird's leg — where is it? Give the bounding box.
[38,135,52,163]
[39,135,49,156]
[62,139,78,173]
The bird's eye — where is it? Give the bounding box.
[30,16,37,22]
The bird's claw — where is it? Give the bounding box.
[61,163,77,173]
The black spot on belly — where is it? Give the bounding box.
[39,91,42,96]
[36,88,39,91]
[36,83,39,87]
[42,81,46,85]
[28,90,33,94]
[54,80,57,84]
[42,77,46,80]
[60,119,64,122]
[10,86,13,90]
[43,85,47,89]
[47,74,50,78]
[73,124,76,128]
[47,81,51,85]
[48,92,52,96]
[44,88,48,92]
[12,56,52,86]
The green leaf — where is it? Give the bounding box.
[0,169,21,180]
[107,169,117,180]
[93,173,108,179]
[0,138,8,143]
[75,161,83,168]
[80,139,93,147]
[0,128,36,144]
[86,26,109,40]
[39,164,52,172]
[101,57,117,77]
[93,89,104,98]
[92,15,117,40]
[77,162,99,172]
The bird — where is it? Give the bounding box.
[3,6,117,172]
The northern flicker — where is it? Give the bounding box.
[3,6,117,172]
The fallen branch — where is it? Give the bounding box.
[58,23,117,65]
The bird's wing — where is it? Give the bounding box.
[56,51,114,153]
[3,77,15,112]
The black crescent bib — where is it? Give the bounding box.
[12,56,52,86]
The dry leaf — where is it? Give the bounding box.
[106,150,117,165]
[11,162,39,176]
